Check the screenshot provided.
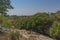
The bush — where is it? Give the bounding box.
[50,21,60,38]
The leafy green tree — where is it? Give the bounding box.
[0,0,13,16]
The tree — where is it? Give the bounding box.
[0,0,13,16]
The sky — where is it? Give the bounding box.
[8,0,60,16]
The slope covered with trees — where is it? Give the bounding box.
[0,11,60,39]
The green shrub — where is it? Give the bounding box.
[50,21,60,38]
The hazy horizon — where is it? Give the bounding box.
[8,0,60,16]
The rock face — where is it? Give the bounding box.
[20,34,54,40]
[19,30,55,40]
[0,30,55,40]
[37,35,54,40]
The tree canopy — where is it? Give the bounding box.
[0,0,13,16]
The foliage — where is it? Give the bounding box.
[50,21,60,38]
[2,12,53,35]
[1,10,60,39]
[0,0,13,16]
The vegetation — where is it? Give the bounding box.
[0,11,60,40]
[0,0,13,16]
[50,21,60,38]
[0,0,60,40]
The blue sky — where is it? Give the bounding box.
[8,0,60,16]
